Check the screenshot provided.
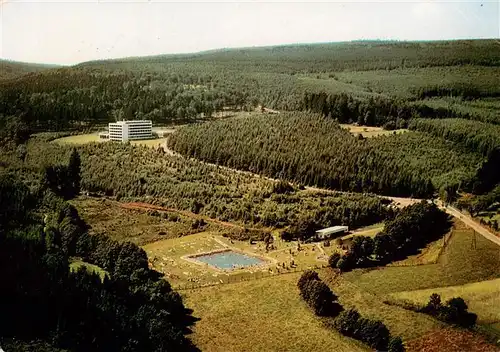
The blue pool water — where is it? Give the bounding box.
[194,250,264,269]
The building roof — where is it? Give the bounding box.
[316,226,349,234]
[110,120,152,125]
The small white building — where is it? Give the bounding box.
[108,120,153,142]
[315,226,349,240]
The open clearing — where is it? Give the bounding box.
[343,221,500,294]
[70,196,213,245]
[387,278,500,326]
[53,132,169,147]
[142,230,334,288]
[183,273,367,352]
[321,270,441,341]
[340,124,408,138]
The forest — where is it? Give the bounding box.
[1,40,499,133]
[168,112,485,197]
[2,39,500,351]
[0,133,389,231]
[0,157,197,351]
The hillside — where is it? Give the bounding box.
[168,112,483,197]
[0,39,499,132]
[0,59,58,80]
[79,40,500,73]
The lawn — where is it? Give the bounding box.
[321,270,442,341]
[183,273,368,352]
[53,133,168,147]
[142,230,330,288]
[386,278,500,326]
[343,221,500,294]
[53,133,102,144]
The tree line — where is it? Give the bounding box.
[0,162,197,351]
[301,91,498,129]
[329,201,450,271]
[297,271,405,352]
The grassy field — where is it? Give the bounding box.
[387,230,453,267]
[53,133,103,144]
[183,273,368,352]
[340,124,408,138]
[343,221,500,294]
[70,197,211,245]
[321,270,442,341]
[343,223,384,239]
[387,278,500,326]
[53,133,169,147]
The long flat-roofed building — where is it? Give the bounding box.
[108,120,153,142]
[315,225,349,240]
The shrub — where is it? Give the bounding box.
[336,254,355,272]
[388,336,405,352]
[328,253,341,268]
[333,309,361,337]
[297,271,342,317]
[356,317,390,351]
[297,270,320,292]
[421,294,477,328]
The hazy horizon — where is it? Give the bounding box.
[1,0,499,65]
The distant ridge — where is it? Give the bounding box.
[75,39,499,66]
[0,59,60,80]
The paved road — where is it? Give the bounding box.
[164,133,500,247]
[441,204,500,247]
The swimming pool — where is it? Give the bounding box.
[191,250,265,270]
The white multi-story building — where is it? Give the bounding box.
[108,120,153,142]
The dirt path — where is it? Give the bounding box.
[163,134,421,208]
[120,201,271,234]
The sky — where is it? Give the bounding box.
[1,0,499,65]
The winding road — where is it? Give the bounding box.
[162,134,500,248]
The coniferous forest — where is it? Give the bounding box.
[168,112,485,197]
[1,39,500,351]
